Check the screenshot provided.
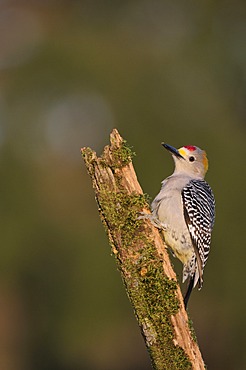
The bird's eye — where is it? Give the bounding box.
[189,156,195,162]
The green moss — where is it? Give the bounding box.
[90,134,194,369]
[81,147,97,176]
[81,147,95,162]
[111,139,136,168]
[188,316,198,343]
[135,256,192,369]
[97,185,192,369]
[98,190,148,245]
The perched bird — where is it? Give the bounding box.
[150,144,215,308]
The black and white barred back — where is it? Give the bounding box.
[182,179,215,273]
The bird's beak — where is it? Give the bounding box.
[162,143,184,158]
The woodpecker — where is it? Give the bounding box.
[150,143,215,308]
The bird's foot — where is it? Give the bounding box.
[138,212,167,231]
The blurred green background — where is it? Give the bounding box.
[0,1,246,369]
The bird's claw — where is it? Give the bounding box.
[138,212,167,231]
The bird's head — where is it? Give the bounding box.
[162,143,209,179]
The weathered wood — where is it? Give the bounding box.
[81,129,205,370]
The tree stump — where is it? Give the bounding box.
[81,129,205,370]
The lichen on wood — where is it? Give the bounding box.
[81,129,205,370]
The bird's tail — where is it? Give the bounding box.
[183,268,203,309]
[184,275,195,309]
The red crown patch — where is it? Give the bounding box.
[184,145,196,152]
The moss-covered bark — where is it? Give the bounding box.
[81,129,205,370]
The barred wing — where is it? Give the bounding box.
[182,179,215,287]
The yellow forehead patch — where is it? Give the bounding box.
[178,148,187,157]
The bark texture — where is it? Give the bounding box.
[81,129,205,370]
